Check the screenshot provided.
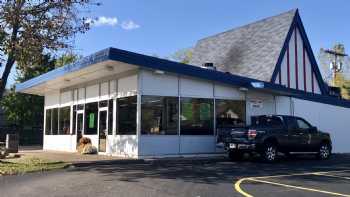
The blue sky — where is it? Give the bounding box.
[4,0,350,86]
[75,0,349,57]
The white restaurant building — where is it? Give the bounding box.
[16,10,350,158]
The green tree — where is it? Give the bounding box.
[333,72,350,99]
[0,0,99,99]
[170,48,193,64]
[1,53,78,125]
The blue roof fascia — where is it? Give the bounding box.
[270,10,327,95]
[16,46,350,109]
[263,82,350,108]
[108,47,350,108]
[15,48,111,92]
[108,47,262,87]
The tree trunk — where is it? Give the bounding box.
[0,56,15,99]
[0,1,24,99]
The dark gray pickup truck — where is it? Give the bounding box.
[219,115,332,162]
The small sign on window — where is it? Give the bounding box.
[89,113,95,128]
[250,99,263,108]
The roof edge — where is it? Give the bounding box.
[16,47,112,92]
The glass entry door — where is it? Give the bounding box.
[76,111,84,145]
[98,109,108,152]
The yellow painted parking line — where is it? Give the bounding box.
[249,178,350,197]
[234,169,350,197]
[251,169,350,179]
[234,178,253,197]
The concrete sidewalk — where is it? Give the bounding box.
[9,146,133,164]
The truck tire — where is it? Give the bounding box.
[228,150,243,161]
[261,143,278,163]
[317,142,331,160]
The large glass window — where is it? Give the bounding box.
[141,96,178,135]
[117,96,137,135]
[59,106,71,135]
[216,100,246,128]
[52,108,59,135]
[180,98,214,135]
[85,102,98,135]
[45,109,52,135]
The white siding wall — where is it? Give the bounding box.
[118,75,138,97]
[43,135,75,152]
[275,96,292,115]
[292,98,350,153]
[140,70,178,96]
[100,81,109,100]
[289,30,296,89]
[214,84,245,100]
[60,91,72,106]
[45,91,60,108]
[296,29,304,90]
[180,76,214,98]
[85,84,99,103]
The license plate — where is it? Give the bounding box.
[229,143,236,149]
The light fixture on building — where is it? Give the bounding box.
[154,70,165,75]
[251,82,264,89]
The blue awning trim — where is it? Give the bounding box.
[16,47,350,109]
[15,48,111,92]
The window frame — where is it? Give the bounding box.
[180,97,214,136]
[45,109,52,135]
[116,96,137,135]
[215,99,246,129]
[51,108,59,135]
[58,106,71,135]
[84,102,99,135]
[141,95,179,135]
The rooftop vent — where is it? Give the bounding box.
[202,62,216,70]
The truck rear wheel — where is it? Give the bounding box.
[261,143,278,163]
[228,150,243,161]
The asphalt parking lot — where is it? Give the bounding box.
[236,169,350,197]
[1,154,350,197]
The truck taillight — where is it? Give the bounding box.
[248,129,257,139]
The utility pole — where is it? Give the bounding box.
[324,47,348,86]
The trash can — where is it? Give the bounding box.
[6,134,19,153]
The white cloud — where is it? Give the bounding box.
[121,20,140,30]
[86,16,118,27]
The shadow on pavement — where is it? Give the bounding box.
[69,154,350,185]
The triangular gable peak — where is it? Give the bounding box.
[271,10,327,95]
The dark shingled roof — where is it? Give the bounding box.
[190,9,297,82]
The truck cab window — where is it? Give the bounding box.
[252,116,283,128]
[297,119,311,130]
